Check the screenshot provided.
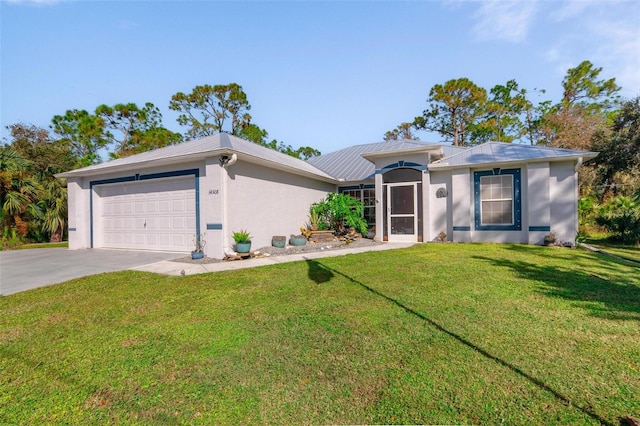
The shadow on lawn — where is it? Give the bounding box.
[306,259,335,284]
[306,257,614,426]
[475,246,640,322]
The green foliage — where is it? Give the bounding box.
[1,226,22,249]
[413,77,487,146]
[232,229,252,243]
[595,196,640,245]
[169,83,252,139]
[169,82,321,159]
[0,146,43,237]
[97,102,182,159]
[561,60,621,113]
[311,193,368,235]
[384,122,418,141]
[51,109,108,166]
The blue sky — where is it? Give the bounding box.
[2,0,639,155]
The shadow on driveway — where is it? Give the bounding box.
[0,248,183,296]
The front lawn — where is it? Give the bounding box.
[583,238,640,263]
[1,244,639,424]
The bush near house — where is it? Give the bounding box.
[310,193,368,235]
[595,196,640,245]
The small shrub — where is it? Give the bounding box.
[311,193,368,236]
[1,227,23,250]
[232,229,252,243]
[595,196,640,245]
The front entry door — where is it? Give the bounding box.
[386,183,418,242]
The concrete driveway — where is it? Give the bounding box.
[0,248,183,296]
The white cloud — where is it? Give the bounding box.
[591,18,640,96]
[550,0,593,21]
[541,1,640,97]
[472,0,538,43]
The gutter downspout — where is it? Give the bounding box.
[222,161,232,255]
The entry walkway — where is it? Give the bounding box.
[130,242,415,276]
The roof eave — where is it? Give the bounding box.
[429,152,599,171]
[361,146,444,162]
[55,148,339,184]
[238,152,339,184]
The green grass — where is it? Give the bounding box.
[2,243,639,425]
[583,238,640,262]
[18,241,69,250]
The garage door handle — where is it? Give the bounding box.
[144,219,147,228]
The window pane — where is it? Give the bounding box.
[481,200,513,224]
[391,217,414,234]
[391,186,414,214]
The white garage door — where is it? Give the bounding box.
[95,177,196,252]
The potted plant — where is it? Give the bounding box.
[309,209,320,231]
[233,229,252,253]
[192,233,206,259]
[289,234,307,246]
[272,235,286,248]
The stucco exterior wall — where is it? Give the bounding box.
[428,170,451,241]
[224,160,335,255]
[451,168,472,242]
[201,157,224,257]
[526,162,551,244]
[550,161,578,243]
[67,177,91,250]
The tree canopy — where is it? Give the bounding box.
[413,77,487,146]
[169,82,321,160]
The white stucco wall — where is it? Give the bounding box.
[451,168,472,242]
[67,177,91,249]
[550,161,578,243]
[526,162,551,244]
[224,160,335,256]
[428,170,451,241]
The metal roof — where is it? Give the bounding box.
[307,140,466,181]
[429,142,599,169]
[56,133,336,181]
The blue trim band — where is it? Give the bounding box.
[453,226,471,231]
[68,227,77,232]
[89,168,200,248]
[474,168,522,231]
[206,223,223,230]
[376,161,426,174]
[529,226,551,232]
[338,184,375,192]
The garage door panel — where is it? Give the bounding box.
[96,177,196,252]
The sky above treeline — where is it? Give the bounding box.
[2,0,639,155]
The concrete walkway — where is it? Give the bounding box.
[131,242,415,276]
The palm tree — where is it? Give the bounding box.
[39,179,67,242]
[0,147,42,237]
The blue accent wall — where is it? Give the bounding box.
[474,168,522,231]
[89,169,200,248]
